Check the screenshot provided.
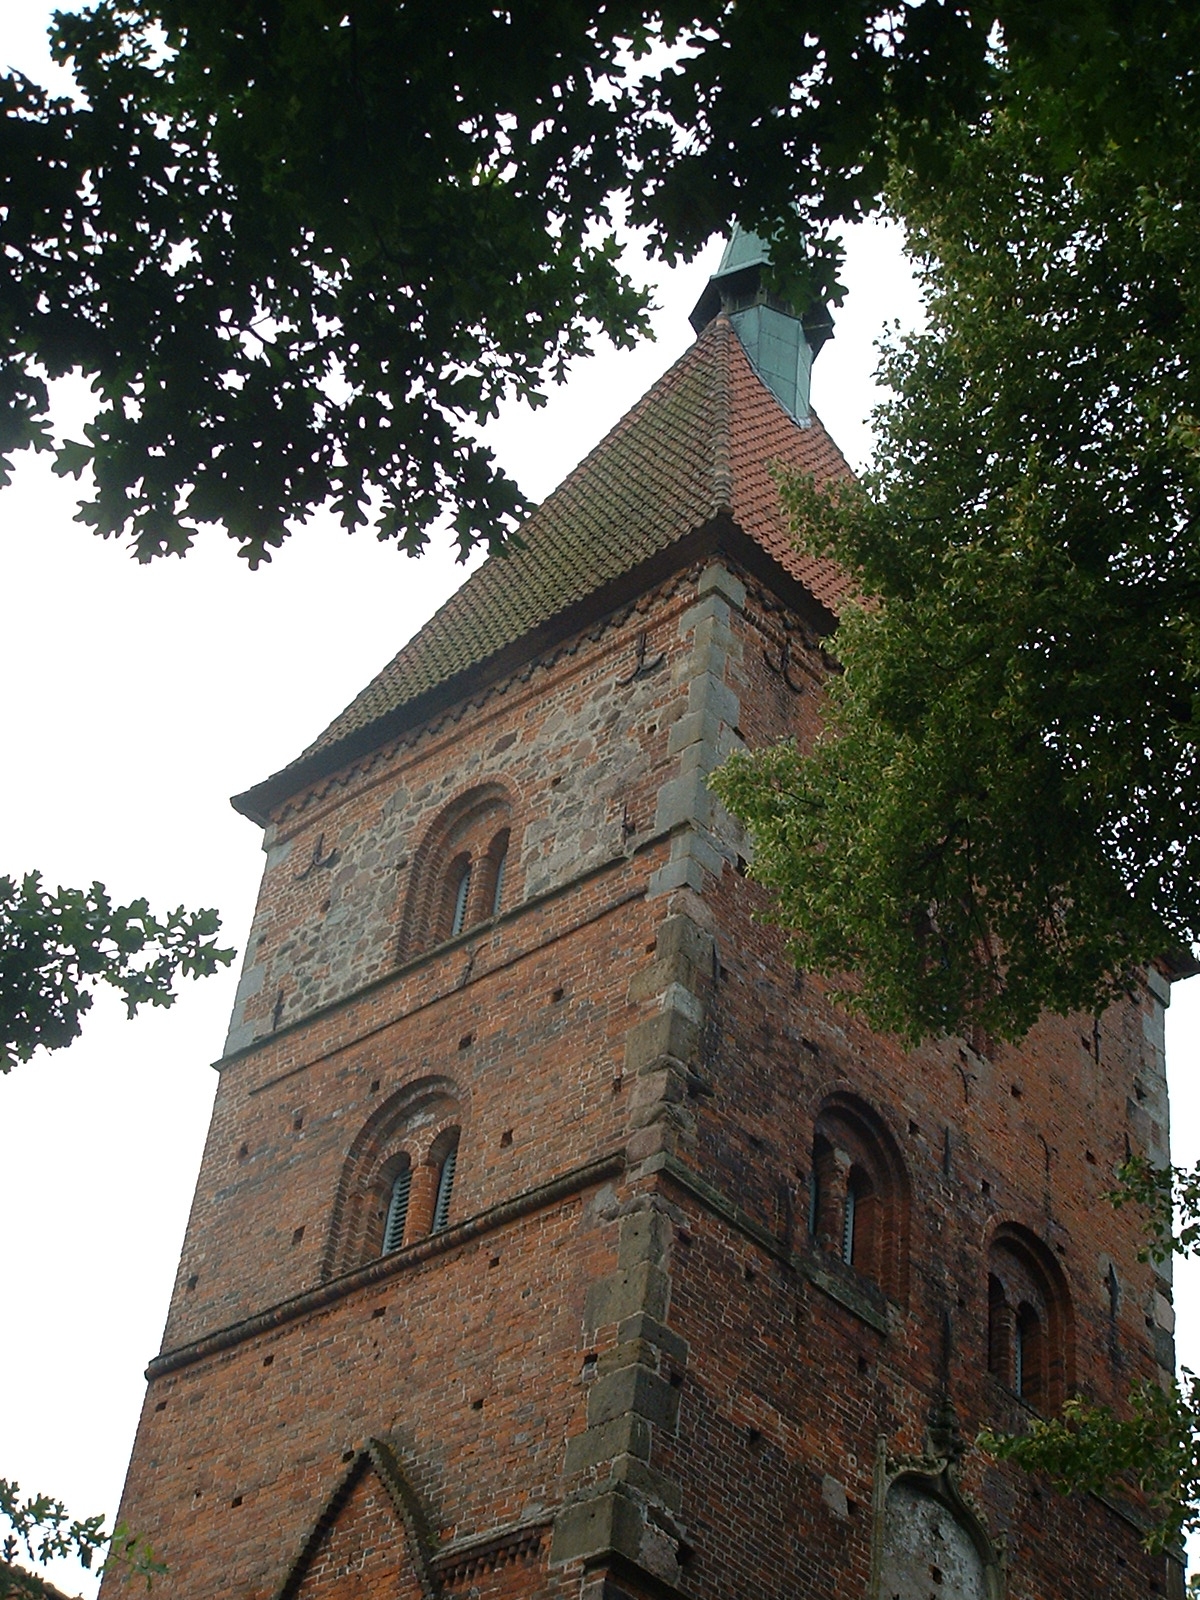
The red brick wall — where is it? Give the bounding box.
[102,557,1177,1600]
[287,1463,427,1600]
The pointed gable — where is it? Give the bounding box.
[274,1440,437,1600]
[235,316,853,823]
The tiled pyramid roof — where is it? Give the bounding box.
[234,314,853,822]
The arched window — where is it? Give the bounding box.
[1015,1302,1043,1404]
[842,1167,876,1269]
[987,1274,1012,1382]
[987,1225,1073,1410]
[399,786,517,961]
[322,1079,465,1279]
[808,1095,910,1303]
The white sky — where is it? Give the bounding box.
[2,8,1198,1595]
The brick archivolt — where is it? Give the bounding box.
[986,1220,1075,1409]
[397,781,517,963]
[810,1091,912,1306]
[322,1076,465,1280]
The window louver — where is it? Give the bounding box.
[432,1143,458,1233]
[451,864,472,936]
[841,1182,856,1266]
[383,1166,411,1254]
[491,850,507,917]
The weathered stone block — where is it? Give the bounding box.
[653,771,710,833]
[617,1209,672,1270]
[587,1363,680,1432]
[584,1261,671,1330]
[666,708,722,759]
[613,1457,684,1514]
[686,672,739,729]
[550,1488,644,1567]
[624,1008,701,1075]
[655,914,713,969]
[697,561,747,608]
[629,1068,686,1117]
[646,854,707,898]
[563,1413,652,1473]
[616,1311,690,1368]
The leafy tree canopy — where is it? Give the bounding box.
[0,0,1182,565]
[713,50,1200,1042]
[1,1480,163,1599]
[0,871,233,1072]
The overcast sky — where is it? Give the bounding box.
[2,9,1198,1596]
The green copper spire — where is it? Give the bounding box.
[689,227,833,421]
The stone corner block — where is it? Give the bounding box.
[615,1457,684,1515]
[617,1311,690,1369]
[655,914,714,969]
[563,1413,652,1474]
[647,856,707,899]
[654,772,710,835]
[550,1490,643,1567]
[585,1261,671,1331]
[624,1009,702,1075]
[686,673,739,728]
[697,562,747,608]
[617,1209,672,1270]
[587,1364,681,1433]
[625,1123,675,1166]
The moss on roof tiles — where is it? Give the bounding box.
[234,315,852,822]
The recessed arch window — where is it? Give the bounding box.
[987,1225,1073,1410]
[399,785,517,961]
[842,1167,876,1269]
[808,1095,910,1303]
[322,1079,466,1279]
[876,1474,1000,1600]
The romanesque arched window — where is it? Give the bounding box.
[986,1224,1073,1410]
[322,1078,465,1279]
[808,1094,910,1303]
[399,785,516,961]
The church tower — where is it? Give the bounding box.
[102,243,1183,1600]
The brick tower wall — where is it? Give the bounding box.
[100,558,1178,1600]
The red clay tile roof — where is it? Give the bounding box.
[235,314,852,820]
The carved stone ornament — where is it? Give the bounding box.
[868,1418,1006,1600]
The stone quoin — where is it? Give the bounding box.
[101,235,1185,1600]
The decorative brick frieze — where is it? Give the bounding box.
[431,1519,550,1587]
